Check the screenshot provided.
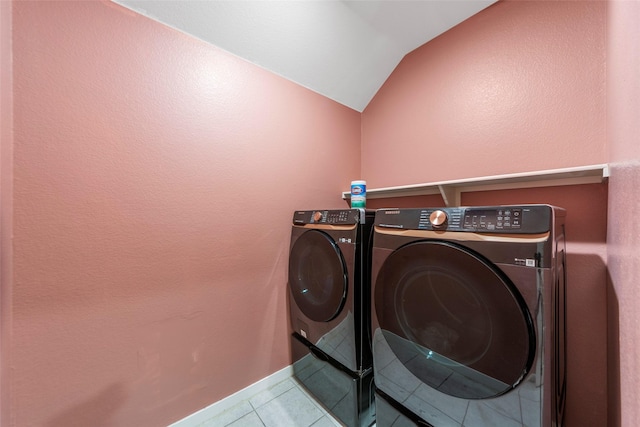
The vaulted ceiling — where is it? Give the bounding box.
[114,1,497,111]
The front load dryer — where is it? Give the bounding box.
[371,205,566,427]
[289,209,375,427]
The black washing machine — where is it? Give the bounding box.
[289,209,375,427]
[371,205,566,427]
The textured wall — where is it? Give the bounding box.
[1,1,14,426]
[362,1,606,188]
[4,1,638,427]
[361,1,608,426]
[606,1,640,426]
[5,2,360,426]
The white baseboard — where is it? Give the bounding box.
[169,365,294,427]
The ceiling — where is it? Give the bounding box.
[114,0,497,112]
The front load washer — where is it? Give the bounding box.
[289,209,375,427]
[371,205,566,427]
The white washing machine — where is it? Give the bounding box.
[371,205,566,427]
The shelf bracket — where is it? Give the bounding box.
[438,185,459,207]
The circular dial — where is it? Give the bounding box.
[313,211,323,222]
[430,210,448,228]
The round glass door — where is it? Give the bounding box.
[289,230,348,322]
[374,240,535,399]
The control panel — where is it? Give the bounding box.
[375,205,552,234]
[462,207,522,231]
[293,209,361,225]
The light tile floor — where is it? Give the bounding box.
[197,377,346,427]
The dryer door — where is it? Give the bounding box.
[289,230,347,322]
[374,240,535,399]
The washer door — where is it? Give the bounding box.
[374,240,535,399]
[289,230,348,322]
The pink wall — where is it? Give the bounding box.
[362,1,609,426]
[606,1,640,426]
[3,1,360,426]
[3,1,639,426]
[362,1,606,188]
[1,1,14,426]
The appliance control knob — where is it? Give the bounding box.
[313,211,323,222]
[429,210,448,228]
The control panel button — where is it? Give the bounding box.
[430,210,448,228]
